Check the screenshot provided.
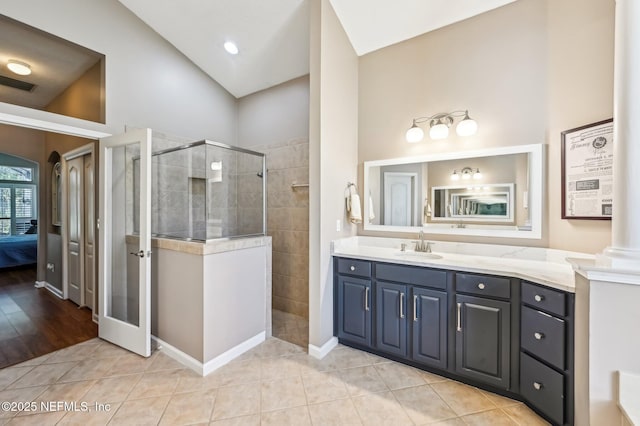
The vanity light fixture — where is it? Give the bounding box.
[405,110,477,143]
[451,167,482,181]
[7,59,31,76]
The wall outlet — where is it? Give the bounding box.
[336,219,341,232]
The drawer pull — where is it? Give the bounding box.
[456,303,462,332]
[534,294,544,302]
[365,287,370,311]
[534,332,545,340]
[413,295,418,322]
[533,382,543,390]
[400,293,405,319]
[478,283,485,290]
[350,265,356,271]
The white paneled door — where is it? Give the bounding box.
[98,129,152,357]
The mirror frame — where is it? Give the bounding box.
[363,144,544,239]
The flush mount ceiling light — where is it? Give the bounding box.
[223,41,239,55]
[405,110,477,143]
[7,59,31,76]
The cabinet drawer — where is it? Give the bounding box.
[336,258,372,278]
[520,352,564,426]
[376,263,446,290]
[522,282,566,317]
[521,306,566,370]
[456,273,510,299]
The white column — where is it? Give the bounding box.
[605,0,640,267]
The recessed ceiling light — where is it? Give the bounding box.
[7,60,31,76]
[224,41,239,55]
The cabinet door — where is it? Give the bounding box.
[455,294,510,389]
[376,282,408,357]
[411,287,447,369]
[337,275,372,347]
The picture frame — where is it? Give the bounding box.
[561,118,613,220]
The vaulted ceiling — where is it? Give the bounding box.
[119,0,519,98]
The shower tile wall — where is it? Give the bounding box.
[256,139,309,318]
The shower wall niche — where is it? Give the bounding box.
[133,140,266,241]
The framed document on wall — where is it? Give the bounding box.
[561,118,613,220]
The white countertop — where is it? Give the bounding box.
[331,237,595,293]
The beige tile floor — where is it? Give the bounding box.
[0,337,550,425]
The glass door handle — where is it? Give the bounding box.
[129,250,145,258]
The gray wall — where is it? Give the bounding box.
[0,0,238,143]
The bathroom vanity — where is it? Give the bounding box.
[332,237,588,426]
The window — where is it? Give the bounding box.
[0,165,37,236]
[0,185,37,235]
[0,166,32,182]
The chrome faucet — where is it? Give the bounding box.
[413,231,432,253]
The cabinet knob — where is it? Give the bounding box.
[350,266,356,271]
[533,382,543,390]
[478,283,485,290]
[534,294,544,302]
[534,332,545,340]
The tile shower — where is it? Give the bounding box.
[254,139,309,347]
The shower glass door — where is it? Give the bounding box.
[98,129,152,357]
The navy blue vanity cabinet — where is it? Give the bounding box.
[375,281,408,357]
[520,281,575,426]
[335,258,373,348]
[411,286,448,369]
[375,263,449,368]
[454,272,514,390]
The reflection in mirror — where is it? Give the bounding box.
[432,183,514,222]
[363,144,544,239]
[0,14,105,123]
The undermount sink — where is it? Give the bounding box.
[395,251,443,260]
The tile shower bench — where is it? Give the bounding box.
[332,236,592,426]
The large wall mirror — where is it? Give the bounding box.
[364,144,544,239]
[0,14,105,123]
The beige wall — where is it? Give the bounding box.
[309,0,359,349]
[357,0,614,254]
[45,60,105,123]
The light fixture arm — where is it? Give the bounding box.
[411,110,469,125]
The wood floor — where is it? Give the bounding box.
[0,266,97,369]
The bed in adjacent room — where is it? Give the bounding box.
[0,234,37,268]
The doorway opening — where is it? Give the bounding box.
[0,124,99,367]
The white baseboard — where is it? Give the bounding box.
[37,281,64,299]
[202,331,265,376]
[152,331,266,377]
[308,336,338,360]
[151,336,204,375]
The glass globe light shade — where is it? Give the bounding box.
[406,124,424,143]
[456,112,478,136]
[429,122,449,140]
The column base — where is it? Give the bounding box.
[600,246,640,271]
